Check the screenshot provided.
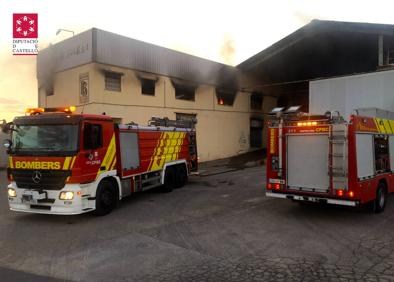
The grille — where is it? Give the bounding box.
[11,170,71,190]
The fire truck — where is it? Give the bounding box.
[2,106,198,215]
[266,106,394,213]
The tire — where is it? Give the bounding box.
[162,167,175,193]
[95,180,118,216]
[373,183,387,214]
[174,165,188,188]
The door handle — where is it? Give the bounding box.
[100,166,106,171]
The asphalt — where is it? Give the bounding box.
[1,158,394,281]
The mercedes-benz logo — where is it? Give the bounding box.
[32,171,42,184]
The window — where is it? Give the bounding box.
[12,125,78,154]
[374,135,390,172]
[105,72,121,92]
[172,80,196,101]
[216,89,235,106]
[176,113,197,128]
[175,85,195,101]
[84,123,103,150]
[176,113,196,122]
[141,78,156,96]
[251,93,263,110]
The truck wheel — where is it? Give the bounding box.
[373,183,387,213]
[95,180,117,216]
[162,167,175,193]
[174,165,188,188]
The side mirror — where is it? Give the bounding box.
[3,139,12,153]
[0,120,12,134]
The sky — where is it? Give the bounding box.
[1,0,394,121]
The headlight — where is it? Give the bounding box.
[8,188,17,197]
[59,191,74,200]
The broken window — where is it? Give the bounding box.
[172,79,196,101]
[141,78,156,96]
[216,89,235,106]
[251,92,263,110]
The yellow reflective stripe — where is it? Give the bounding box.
[65,157,77,183]
[383,119,392,134]
[9,157,14,169]
[97,134,116,178]
[374,118,386,134]
[148,131,187,170]
[148,132,164,170]
[390,120,394,133]
[70,156,77,169]
[63,157,71,170]
[111,157,117,170]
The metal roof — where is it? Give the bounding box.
[236,20,394,83]
[37,28,238,91]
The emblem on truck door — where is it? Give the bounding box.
[32,171,42,183]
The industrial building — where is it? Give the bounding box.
[35,20,394,162]
[238,20,394,112]
[37,28,275,162]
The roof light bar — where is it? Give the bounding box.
[296,121,318,126]
[26,106,76,115]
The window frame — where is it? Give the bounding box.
[104,72,122,92]
[216,89,235,106]
[83,123,103,150]
[141,78,156,96]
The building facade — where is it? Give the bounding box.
[37,29,276,162]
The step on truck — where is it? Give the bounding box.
[2,106,198,215]
[266,106,394,213]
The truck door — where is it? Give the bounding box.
[287,133,330,193]
[81,120,115,183]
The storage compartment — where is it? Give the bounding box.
[119,132,140,170]
[287,134,330,192]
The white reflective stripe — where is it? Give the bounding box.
[266,192,287,199]
[266,192,357,206]
[326,199,357,206]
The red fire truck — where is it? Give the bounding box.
[2,107,198,215]
[266,107,394,213]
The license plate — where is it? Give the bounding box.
[22,190,46,203]
[269,178,286,184]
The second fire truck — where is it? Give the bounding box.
[266,107,394,213]
[3,107,198,215]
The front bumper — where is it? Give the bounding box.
[266,191,358,207]
[7,182,95,215]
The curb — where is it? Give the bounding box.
[198,159,264,177]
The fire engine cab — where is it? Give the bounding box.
[266,106,394,213]
[2,107,198,215]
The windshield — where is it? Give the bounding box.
[11,124,79,155]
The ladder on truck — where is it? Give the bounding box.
[329,123,348,191]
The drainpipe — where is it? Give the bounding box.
[378,34,384,66]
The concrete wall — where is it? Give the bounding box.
[0,132,8,168]
[40,63,277,162]
[310,69,394,118]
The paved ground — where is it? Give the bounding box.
[1,167,394,281]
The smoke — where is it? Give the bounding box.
[292,9,315,25]
[220,34,236,66]
[0,98,24,105]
